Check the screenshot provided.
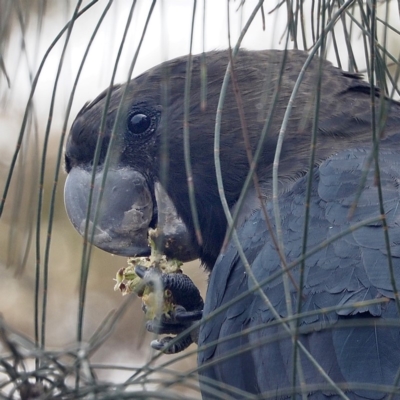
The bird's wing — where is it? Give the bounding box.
[198,146,400,399]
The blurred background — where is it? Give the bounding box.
[1,0,400,398]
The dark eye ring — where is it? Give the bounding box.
[128,113,152,135]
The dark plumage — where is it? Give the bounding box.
[64,49,400,398]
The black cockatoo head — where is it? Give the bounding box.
[64,50,278,268]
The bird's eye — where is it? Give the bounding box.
[128,113,151,135]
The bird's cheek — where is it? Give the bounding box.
[152,183,201,262]
[64,166,153,257]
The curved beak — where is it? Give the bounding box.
[64,167,153,256]
[64,167,200,261]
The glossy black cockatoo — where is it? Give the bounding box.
[64,49,400,399]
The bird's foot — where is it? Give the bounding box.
[134,264,203,353]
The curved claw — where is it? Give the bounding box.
[173,305,203,322]
[146,320,187,335]
[150,338,167,351]
[145,306,202,335]
[151,334,194,354]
